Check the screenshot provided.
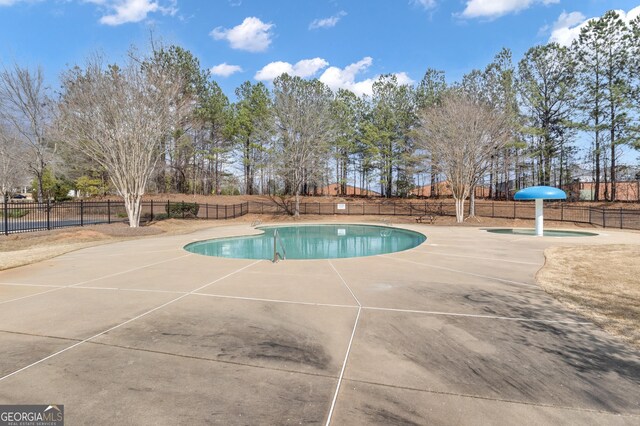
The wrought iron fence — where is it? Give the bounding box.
[2,199,639,235]
[248,200,640,231]
[1,200,249,235]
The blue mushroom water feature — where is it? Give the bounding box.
[514,186,567,236]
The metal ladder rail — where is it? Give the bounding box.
[272,229,287,262]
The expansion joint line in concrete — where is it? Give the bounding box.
[0,259,262,383]
[326,260,362,426]
[0,253,194,306]
[380,255,540,289]
[343,377,640,418]
[0,287,63,306]
[413,248,540,265]
[67,254,194,288]
[0,282,592,325]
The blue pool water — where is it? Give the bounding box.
[184,224,426,260]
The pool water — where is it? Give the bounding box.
[185,224,426,260]
[485,228,598,237]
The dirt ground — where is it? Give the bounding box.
[538,245,640,349]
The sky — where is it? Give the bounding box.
[1,0,639,100]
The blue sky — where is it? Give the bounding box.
[1,0,639,99]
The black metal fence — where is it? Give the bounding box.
[3,199,640,235]
[248,200,640,231]
[1,200,249,235]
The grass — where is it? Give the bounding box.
[538,244,640,349]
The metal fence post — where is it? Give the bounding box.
[3,198,8,236]
[602,209,606,228]
[225,205,228,219]
[46,200,51,230]
[620,208,623,229]
[561,203,564,222]
[80,199,84,227]
[205,202,208,219]
[150,200,154,221]
[513,202,516,219]
[108,200,111,224]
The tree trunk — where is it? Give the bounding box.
[610,107,616,202]
[245,138,253,195]
[430,164,436,198]
[294,191,300,217]
[594,112,601,201]
[469,189,476,217]
[124,193,142,228]
[36,170,44,203]
[454,197,465,223]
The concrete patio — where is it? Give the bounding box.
[0,223,638,425]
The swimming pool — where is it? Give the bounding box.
[185,224,426,260]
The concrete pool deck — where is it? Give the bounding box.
[0,223,638,425]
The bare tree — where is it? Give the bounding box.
[0,124,27,198]
[58,53,191,227]
[419,91,510,222]
[0,64,54,202]
[272,74,334,216]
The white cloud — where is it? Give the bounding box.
[309,10,346,29]
[255,58,329,81]
[394,72,415,86]
[547,11,587,46]
[461,0,558,19]
[2,0,177,23]
[255,56,414,97]
[319,57,414,97]
[548,6,640,47]
[90,0,176,26]
[210,63,243,77]
[211,17,274,52]
[411,0,437,10]
[319,57,373,96]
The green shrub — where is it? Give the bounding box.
[166,202,199,218]
[76,176,107,197]
[147,213,168,221]
[31,167,73,201]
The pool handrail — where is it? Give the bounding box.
[273,228,287,262]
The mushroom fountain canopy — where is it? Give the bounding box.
[514,186,567,201]
[513,186,566,236]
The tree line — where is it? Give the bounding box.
[1,9,639,225]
